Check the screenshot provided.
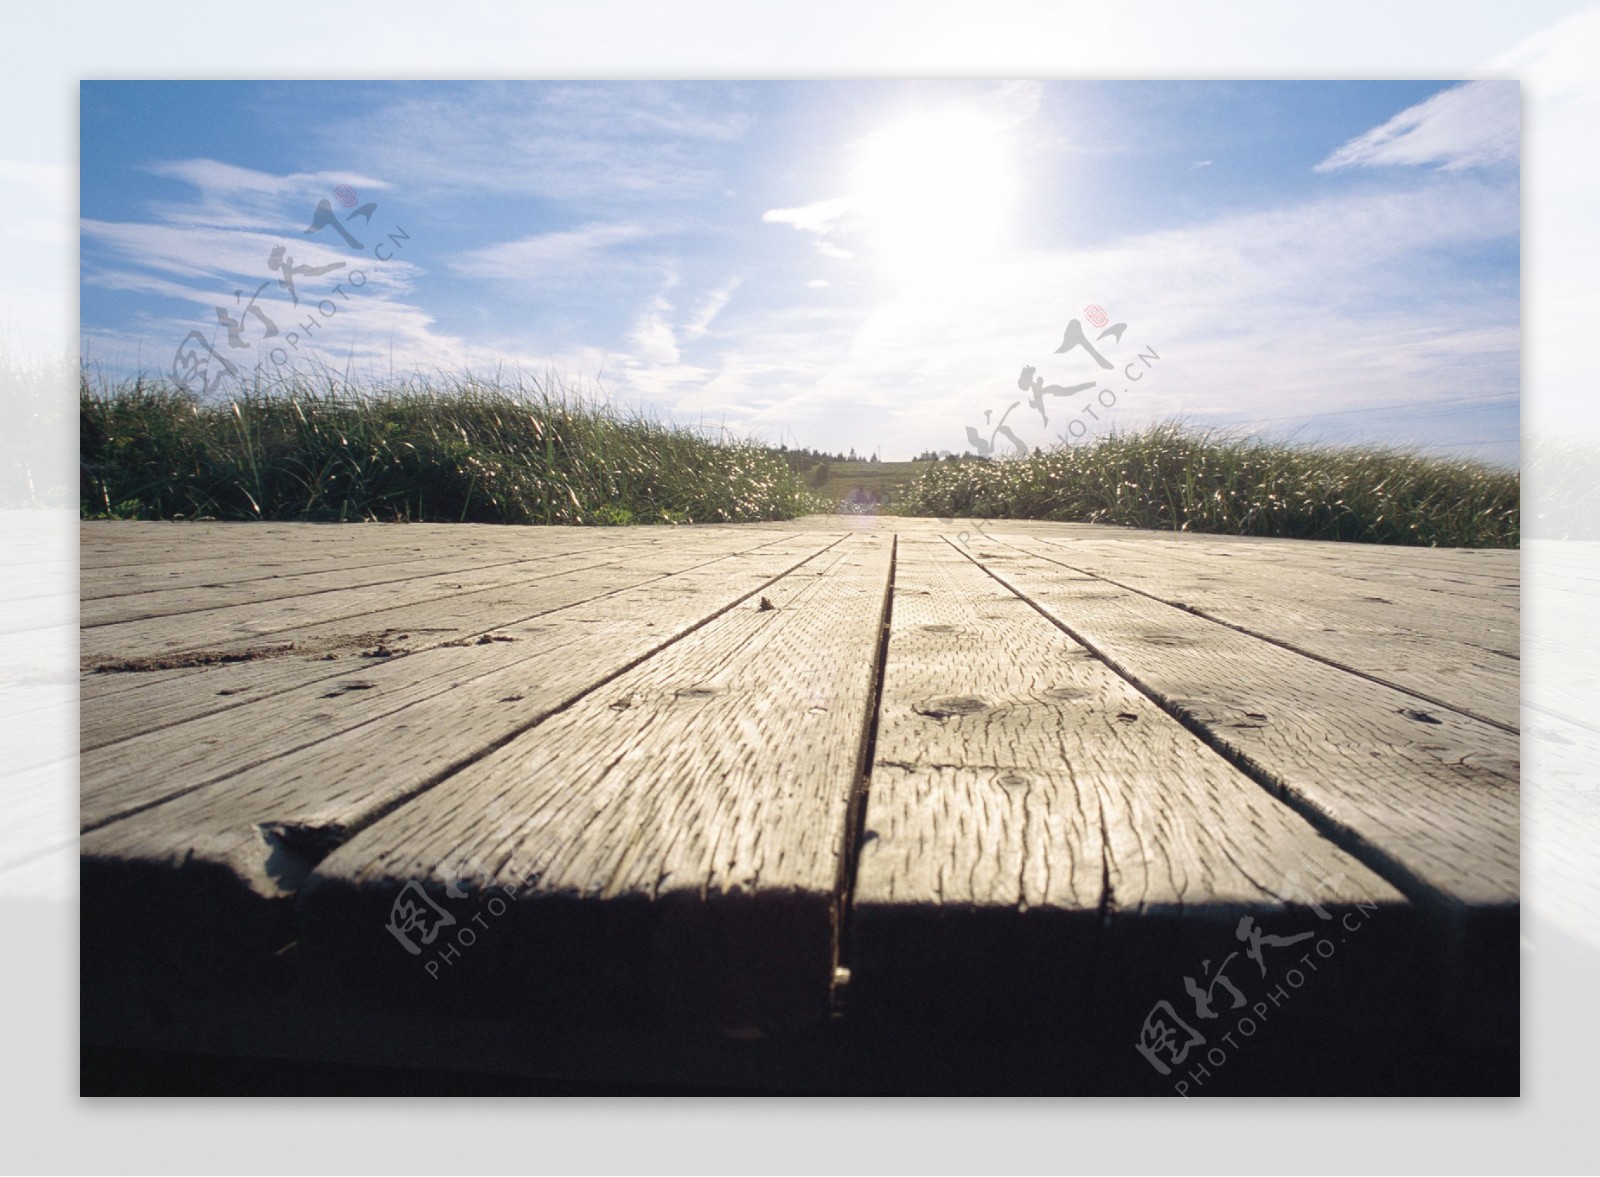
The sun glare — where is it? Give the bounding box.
[849,106,1016,284]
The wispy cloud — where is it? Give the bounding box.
[628,304,681,366]
[611,171,1517,458]
[682,278,741,342]
[450,222,651,283]
[763,197,857,259]
[128,160,392,239]
[146,159,388,199]
[79,158,456,385]
[1316,81,1519,172]
[312,82,753,209]
[75,80,1521,463]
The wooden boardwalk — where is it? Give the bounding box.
[79,516,1519,1094]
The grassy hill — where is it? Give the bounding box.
[80,374,819,525]
[80,370,1518,547]
[894,423,1518,548]
[808,459,926,508]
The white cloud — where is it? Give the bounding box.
[628,285,681,366]
[682,278,741,342]
[79,158,457,388]
[762,197,851,234]
[81,219,354,288]
[451,222,651,282]
[146,160,389,199]
[1316,81,1519,172]
[614,169,1518,460]
[311,83,752,208]
[122,160,396,241]
[763,197,859,260]
[1190,160,1213,170]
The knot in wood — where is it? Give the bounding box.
[914,695,989,720]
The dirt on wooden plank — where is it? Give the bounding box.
[85,629,411,673]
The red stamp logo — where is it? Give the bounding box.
[1085,304,1109,329]
[334,184,359,208]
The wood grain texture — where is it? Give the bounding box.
[79,543,641,627]
[80,530,798,749]
[962,537,1518,1037]
[77,524,672,599]
[78,521,437,569]
[1030,531,1519,640]
[1015,532,1519,730]
[80,532,855,1011]
[78,516,1521,1084]
[80,548,646,660]
[851,537,1415,1058]
[79,524,800,654]
[292,533,894,1034]
[81,532,839,827]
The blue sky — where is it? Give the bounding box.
[79,79,1519,465]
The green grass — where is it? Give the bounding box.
[810,459,923,507]
[79,373,1519,546]
[1,348,74,507]
[893,423,1518,548]
[80,371,822,525]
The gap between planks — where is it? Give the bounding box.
[947,535,1517,1040]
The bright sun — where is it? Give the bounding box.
[849,105,1016,284]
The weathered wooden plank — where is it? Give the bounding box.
[1153,537,1520,604]
[77,522,677,597]
[79,533,868,1020]
[78,530,803,747]
[83,549,464,601]
[77,516,1521,1089]
[82,553,542,629]
[288,533,894,1035]
[77,522,432,569]
[80,531,840,827]
[77,527,774,662]
[80,536,649,626]
[968,522,1519,603]
[959,539,1518,1038]
[849,537,1415,1075]
[78,531,683,632]
[1028,532,1519,631]
[78,519,801,569]
[1010,534,1518,730]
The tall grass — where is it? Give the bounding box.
[80,372,819,525]
[896,423,1518,548]
[1,348,74,507]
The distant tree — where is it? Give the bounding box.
[847,448,858,462]
[869,452,879,464]
[809,461,831,489]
